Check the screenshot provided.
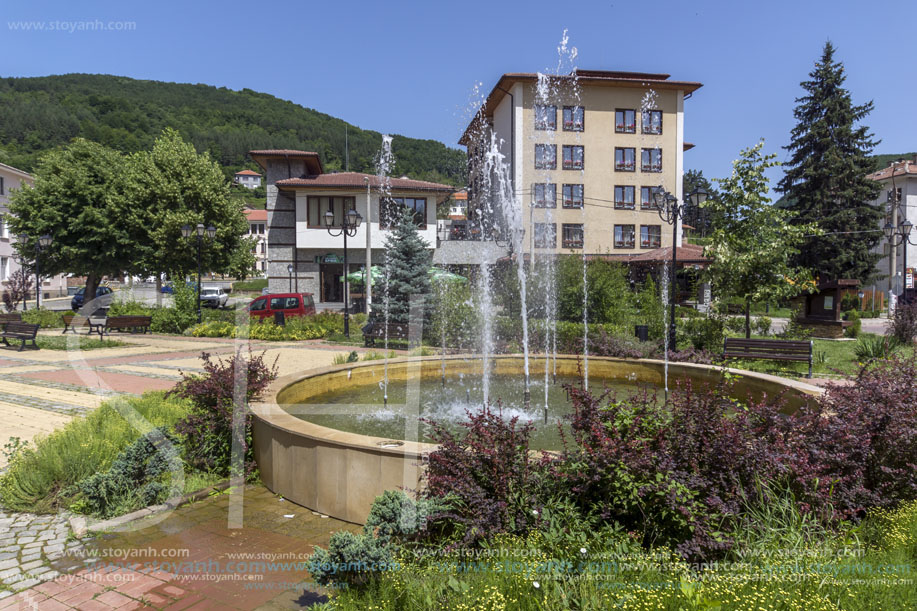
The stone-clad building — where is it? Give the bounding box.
[250,150,453,309]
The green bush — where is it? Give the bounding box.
[73,426,182,518]
[427,281,478,348]
[843,309,862,338]
[724,316,746,335]
[150,281,197,334]
[308,530,394,588]
[678,312,726,351]
[753,315,773,337]
[20,308,64,328]
[232,278,267,292]
[0,392,190,513]
[854,334,900,362]
[108,300,155,317]
[190,320,236,338]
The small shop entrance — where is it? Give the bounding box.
[320,263,343,303]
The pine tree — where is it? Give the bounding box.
[777,41,883,282]
[374,207,432,325]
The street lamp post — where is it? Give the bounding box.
[287,263,294,292]
[19,234,53,309]
[324,207,363,337]
[884,219,915,298]
[182,223,216,324]
[653,187,708,349]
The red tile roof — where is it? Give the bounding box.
[235,169,261,176]
[627,243,709,263]
[275,172,455,193]
[243,209,267,222]
[868,159,917,181]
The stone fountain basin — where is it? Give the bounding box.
[250,355,822,524]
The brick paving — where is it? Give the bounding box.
[0,486,358,610]
[0,331,372,609]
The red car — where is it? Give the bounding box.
[248,293,316,320]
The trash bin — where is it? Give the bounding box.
[274,311,286,326]
[634,324,649,342]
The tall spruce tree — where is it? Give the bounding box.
[777,41,882,282]
[374,207,432,325]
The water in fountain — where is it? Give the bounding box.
[661,257,670,394]
[478,263,494,405]
[374,135,395,405]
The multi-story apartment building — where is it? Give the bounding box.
[243,208,268,275]
[0,162,68,303]
[252,150,453,308]
[460,70,702,257]
[868,156,917,298]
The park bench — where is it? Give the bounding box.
[0,313,22,331]
[363,321,415,348]
[62,313,105,335]
[723,337,814,378]
[99,315,152,337]
[0,321,40,351]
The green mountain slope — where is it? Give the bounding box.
[0,73,467,185]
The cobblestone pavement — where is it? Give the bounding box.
[0,511,89,598]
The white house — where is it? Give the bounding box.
[0,162,68,304]
[868,156,917,299]
[251,150,454,308]
[243,208,268,275]
[234,169,263,189]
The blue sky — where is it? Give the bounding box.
[2,0,915,188]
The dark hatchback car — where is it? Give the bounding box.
[71,286,114,311]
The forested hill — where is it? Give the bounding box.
[0,73,467,185]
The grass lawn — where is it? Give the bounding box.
[34,336,127,350]
[722,332,914,378]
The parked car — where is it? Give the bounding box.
[71,286,114,311]
[200,287,229,308]
[161,281,196,294]
[248,293,315,321]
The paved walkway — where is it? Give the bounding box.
[0,331,377,468]
[0,331,382,608]
[1,486,359,610]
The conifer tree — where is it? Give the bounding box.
[777,42,882,282]
[374,207,432,325]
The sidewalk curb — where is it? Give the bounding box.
[70,479,232,537]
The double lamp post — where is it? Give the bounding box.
[652,186,708,349]
[181,223,216,324]
[323,207,363,337]
[885,218,915,296]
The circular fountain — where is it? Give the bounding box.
[250,355,822,524]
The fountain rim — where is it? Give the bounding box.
[250,354,824,458]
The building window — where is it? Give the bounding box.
[258,223,265,234]
[307,196,356,228]
[563,106,584,131]
[380,197,427,229]
[260,242,266,254]
[615,109,636,133]
[614,186,635,210]
[641,148,662,172]
[640,225,661,248]
[535,144,556,170]
[642,110,663,134]
[535,105,556,130]
[641,186,658,209]
[0,216,7,239]
[614,224,635,249]
[534,223,556,248]
[0,177,4,195]
[562,224,584,249]
[0,257,7,281]
[615,148,636,172]
[562,184,584,208]
[562,145,584,170]
[532,183,556,208]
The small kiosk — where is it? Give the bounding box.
[795,279,860,338]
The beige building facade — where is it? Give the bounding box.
[461,70,702,256]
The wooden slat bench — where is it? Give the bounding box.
[363,321,415,348]
[723,337,814,378]
[99,315,152,337]
[0,313,22,331]
[0,322,40,351]
[62,313,105,335]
